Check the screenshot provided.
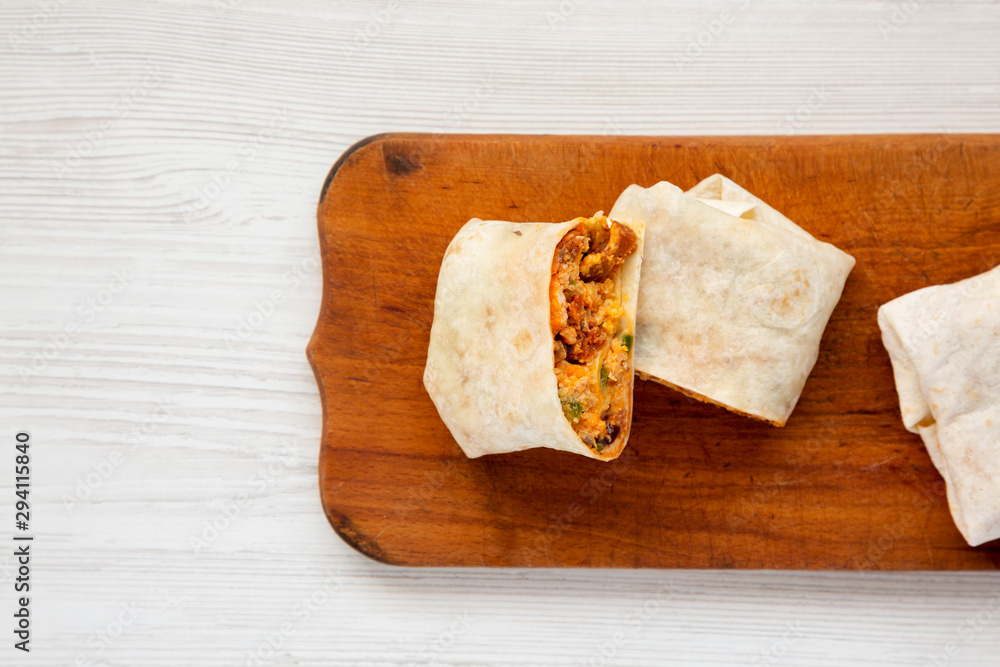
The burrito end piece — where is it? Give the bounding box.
[424,213,643,460]
[610,175,855,427]
[878,264,1000,547]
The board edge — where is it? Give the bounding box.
[309,132,407,566]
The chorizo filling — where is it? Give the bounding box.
[550,214,638,454]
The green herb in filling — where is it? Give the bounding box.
[621,333,633,352]
[561,399,583,423]
[599,365,609,391]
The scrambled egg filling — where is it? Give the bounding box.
[549,214,638,453]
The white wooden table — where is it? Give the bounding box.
[2,1,1000,664]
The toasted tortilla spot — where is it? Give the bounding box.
[513,329,532,354]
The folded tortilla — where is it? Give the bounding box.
[424,214,643,460]
[608,175,855,426]
[878,265,1000,546]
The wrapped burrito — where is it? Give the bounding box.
[424,214,643,460]
[608,175,855,426]
[878,265,1000,546]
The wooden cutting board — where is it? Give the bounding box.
[308,133,1000,569]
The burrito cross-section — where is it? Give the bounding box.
[424,214,644,460]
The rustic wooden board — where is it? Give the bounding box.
[309,133,1000,569]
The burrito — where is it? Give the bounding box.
[878,264,1000,546]
[424,213,643,460]
[608,175,855,426]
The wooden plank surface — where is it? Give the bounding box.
[4,0,1000,664]
[313,132,1000,568]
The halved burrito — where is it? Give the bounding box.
[609,176,855,426]
[878,264,1000,546]
[424,213,643,460]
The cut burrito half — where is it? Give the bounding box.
[878,264,1000,546]
[609,175,855,426]
[424,213,643,460]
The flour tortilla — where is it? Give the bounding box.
[423,217,643,460]
[688,173,815,239]
[878,264,1000,546]
[608,176,855,426]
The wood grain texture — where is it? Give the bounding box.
[3,0,1000,664]
[312,132,1000,569]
